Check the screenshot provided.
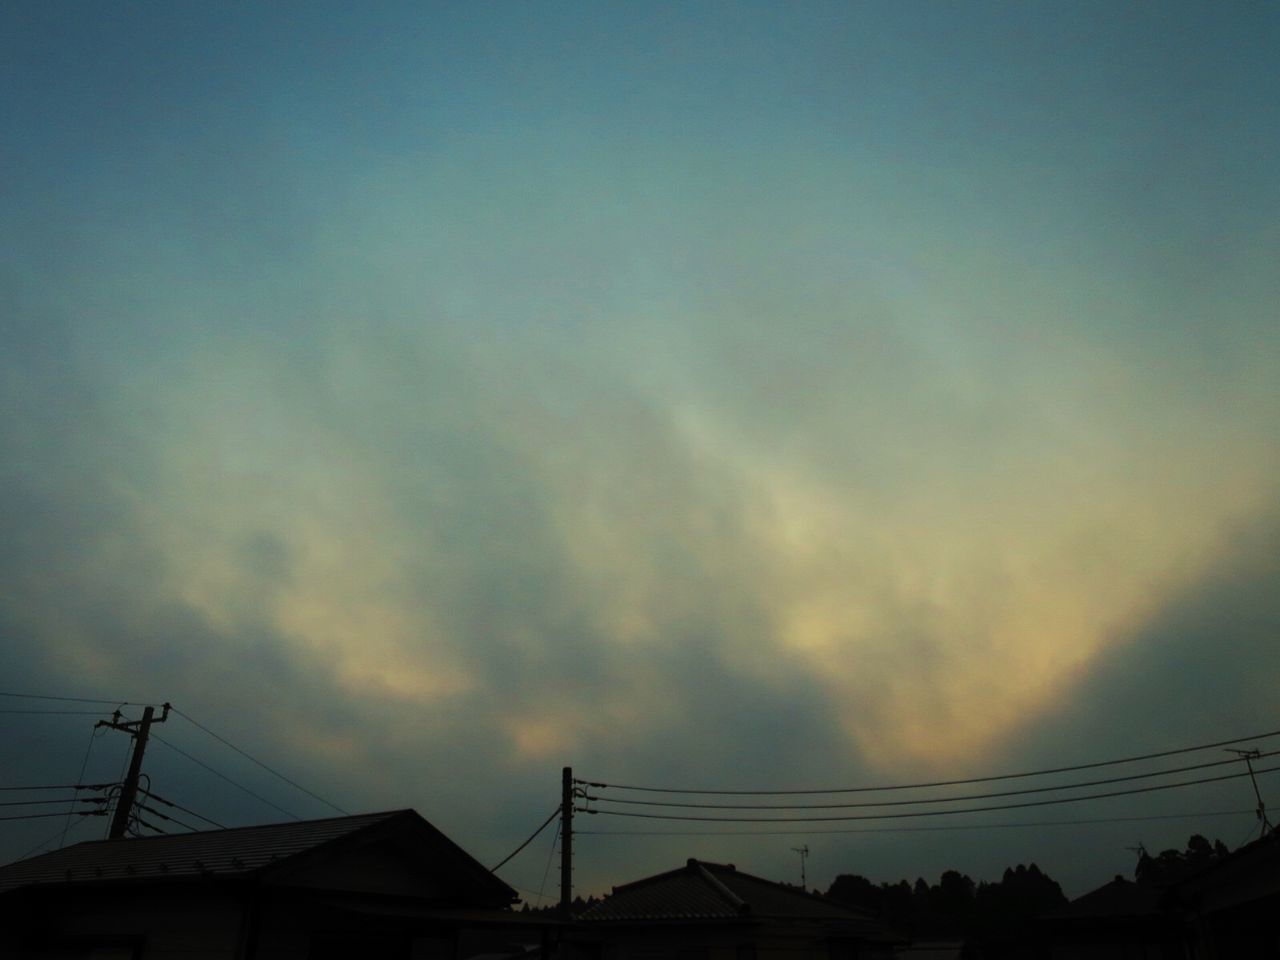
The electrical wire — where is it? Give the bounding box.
[171,707,348,815]
[508,882,558,905]
[1,810,108,822]
[133,774,153,837]
[537,820,562,908]
[1,783,113,792]
[2,694,343,816]
[0,709,116,716]
[0,692,141,705]
[14,811,101,861]
[0,797,105,808]
[577,809,1257,836]
[107,722,135,827]
[492,806,562,872]
[582,750,1280,812]
[59,724,100,849]
[145,792,228,830]
[578,764,1280,823]
[133,816,167,835]
[136,803,199,833]
[150,733,300,820]
[580,726,1280,796]
[1236,818,1265,847]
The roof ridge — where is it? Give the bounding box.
[3,811,415,873]
[53,809,411,853]
[692,860,749,915]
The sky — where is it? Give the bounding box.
[1,1,1278,901]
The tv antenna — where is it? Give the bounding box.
[1227,749,1273,836]
[792,843,810,890]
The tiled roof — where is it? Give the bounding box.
[586,863,744,920]
[0,809,478,894]
[582,859,877,925]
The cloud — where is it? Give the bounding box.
[1013,512,1280,756]
[3,2,1279,900]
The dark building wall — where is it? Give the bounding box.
[0,886,245,959]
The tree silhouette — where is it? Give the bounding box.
[1134,834,1230,885]
[826,862,1065,946]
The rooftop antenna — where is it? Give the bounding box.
[1227,749,1273,836]
[792,844,810,890]
[1125,842,1148,876]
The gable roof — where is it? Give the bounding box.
[0,809,515,906]
[581,858,879,927]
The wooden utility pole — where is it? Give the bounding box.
[560,766,573,914]
[99,703,170,839]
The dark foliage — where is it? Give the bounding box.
[826,861,1067,955]
[522,894,600,916]
[1134,834,1230,886]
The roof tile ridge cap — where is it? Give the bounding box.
[693,861,750,915]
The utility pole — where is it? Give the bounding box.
[98,703,170,839]
[560,766,573,915]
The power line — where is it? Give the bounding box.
[108,723,135,828]
[133,816,168,836]
[508,882,559,905]
[492,807,562,873]
[0,810,108,823]
[580,727,1280,796]
[146,792,227,830]
[1,695,340,823]
[150,733,300,821]
[13,811,101,861]
[537,820,561,908]
[578,809,1257,836]
[0,797,106,808]
[0,709,115,716]
[582,751,1279,811]
[0,783,113,792]
[171,707,348,815]
[578,764,1280,823]
[136,803,199,833]
[0,692,140,706]
[60,724,100,849]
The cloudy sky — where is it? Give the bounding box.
[2,1,1278,899]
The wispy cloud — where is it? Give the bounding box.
[2,0,1278,897]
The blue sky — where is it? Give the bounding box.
[2,1,1278,899]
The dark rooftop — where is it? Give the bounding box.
[1045,876,1167,920]
[0,809,508,898]
[581,858,879,926]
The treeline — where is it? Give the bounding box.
[521,895,600,916]
[823,835,1232,944]
[826,862,1065,942]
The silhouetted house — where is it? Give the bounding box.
[1042,875,1182,959]
[0,809,553,959]
[567,858,897,960]
[1165,828,1280,957]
